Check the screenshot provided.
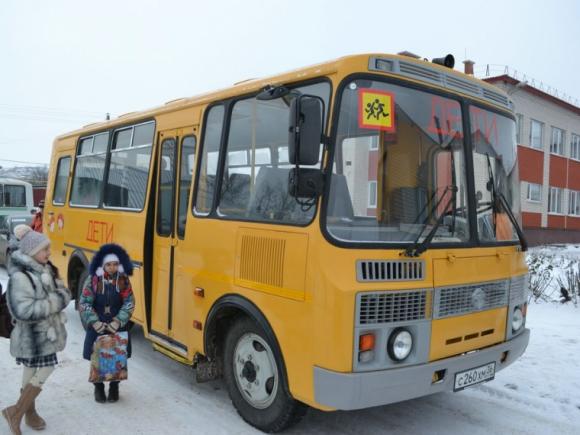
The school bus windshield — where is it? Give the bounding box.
[470,106,520,243]
[326,78,471,245]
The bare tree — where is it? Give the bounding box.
[28,166,49,185]
[556,259,580,306]
[526,251,555,302]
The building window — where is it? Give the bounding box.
[526,183,542,202]
[550,127,565,155]
[530,120,543,150]
[368,181,377,208]
[516,113,523,144]
[571,133,580,160]
[570,190,580,216]
[548,187,563,214]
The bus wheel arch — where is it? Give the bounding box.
[205,295,282,366]
[67,250,89,307]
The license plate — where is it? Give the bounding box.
[453,362,496,391]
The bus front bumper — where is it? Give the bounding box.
[313,328,530,410]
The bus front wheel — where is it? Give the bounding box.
[223,317,307,432]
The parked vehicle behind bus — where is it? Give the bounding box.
[0,178,34,223]
[0,214,33,266]
[45,53,530,432]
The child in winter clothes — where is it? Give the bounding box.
[2,224,71,435]
[79,243,135,403]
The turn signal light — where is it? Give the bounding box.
[359,333,375,352]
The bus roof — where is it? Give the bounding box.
[56,53,510,140]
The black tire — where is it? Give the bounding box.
[223,317,307,433]
[75,269,89,311]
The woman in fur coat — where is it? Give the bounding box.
[79,243,135,403]
[2,225,71,435]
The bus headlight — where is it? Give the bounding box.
[512,307,524,332]
[387,328,413,361]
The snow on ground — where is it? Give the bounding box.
[1,265,579,435]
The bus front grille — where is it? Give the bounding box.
[356,260,425,282]
[433,280,509,319]
[357,290,428,325]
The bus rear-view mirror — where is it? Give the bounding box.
[288,95,323,166]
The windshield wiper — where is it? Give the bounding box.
[497,192,528,251]
[485,154,528,251]
[402,186,457,257]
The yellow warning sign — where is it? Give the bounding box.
[359,89,395,132]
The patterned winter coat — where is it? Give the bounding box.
[79,273,135,360]
[6,250,71,359]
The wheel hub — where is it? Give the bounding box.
[242,361,257,383]
[233,332,279,409]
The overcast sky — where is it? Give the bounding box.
[1,0,579,166]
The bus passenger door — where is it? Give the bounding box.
[151,127,195,352]
[151,130,179,339]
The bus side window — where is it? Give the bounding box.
[70,134,108,207]
[194,106,224,215]
[105,123,154,210]
[177,136,196,238]
[53,156,71,205]
[217,82,329,224]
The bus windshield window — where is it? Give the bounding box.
[470,106,520,242]
[326,79,470,245]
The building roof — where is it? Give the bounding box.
[484,75,580,116]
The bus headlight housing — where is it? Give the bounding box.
[512,306,524,332]
[387,328,413,361]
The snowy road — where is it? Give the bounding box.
[1,265,579,435]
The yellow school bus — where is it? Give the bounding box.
[45,53,530,432]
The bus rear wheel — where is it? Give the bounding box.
[223,317,307,433]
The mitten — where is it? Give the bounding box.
[107,319,121,333]
[92,321,106,334]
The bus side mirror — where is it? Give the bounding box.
[288,95,323,166]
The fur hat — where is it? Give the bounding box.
[102,254,120,267]
[14,225,50,257]
[89,243,133,277]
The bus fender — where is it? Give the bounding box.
[67,249,90,300]
[201,294,288,384]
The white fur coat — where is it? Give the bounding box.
[7,250,71,359]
